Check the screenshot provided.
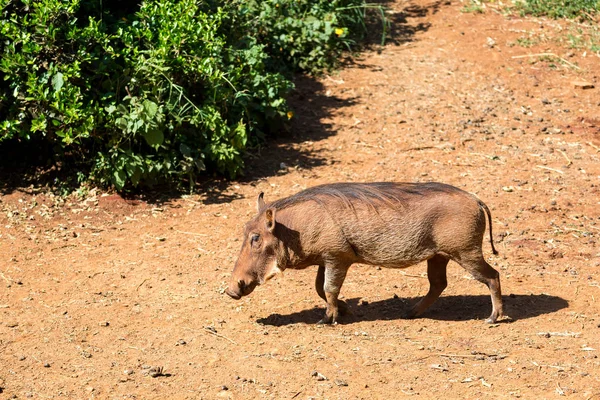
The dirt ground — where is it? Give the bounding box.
[2,0,600,398]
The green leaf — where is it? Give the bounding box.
[143,128,164,147]
[142,100,158,118]
[115,117,127,131]
[129,167,142,186]
[51,72,64,93]
[113,169,126,190]
[132,119,143,133]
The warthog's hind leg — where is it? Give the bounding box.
[404,254,449,319]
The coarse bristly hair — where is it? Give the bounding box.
[269,182,462,212]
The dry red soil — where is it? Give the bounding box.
[2,0,600,398]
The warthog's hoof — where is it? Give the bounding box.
[486,314,513,324]
[317,319,338,325]
[317,309,339,325]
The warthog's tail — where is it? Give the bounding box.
[478,200,498,255]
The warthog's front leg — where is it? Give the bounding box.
[315,265,349,318]
[317,263,350,325]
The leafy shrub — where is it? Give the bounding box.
[0,0,374,190]
[236,0,371,73]
[513,0,600,19]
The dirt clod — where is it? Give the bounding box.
[311,371,327,381]
[572,80,594,89]
[147,366,165,378]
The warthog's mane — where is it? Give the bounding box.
[269,182,459,212]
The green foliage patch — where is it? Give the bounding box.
[0,0,377,190]
[513,0,600,19]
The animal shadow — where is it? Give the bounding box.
[256,293,568,326]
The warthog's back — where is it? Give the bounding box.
[271,182,488,267]
[271,182,464,210]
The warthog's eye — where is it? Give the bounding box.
[250,233,260,247]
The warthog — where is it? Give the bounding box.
[226,182,503,324]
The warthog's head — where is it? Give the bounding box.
[225,193,285,300]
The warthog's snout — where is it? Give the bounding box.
[225,279,257,300]
[225,287,241,300]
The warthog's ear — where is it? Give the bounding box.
[257,192,266,213]
[265,208,276,232]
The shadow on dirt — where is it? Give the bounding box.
[237,76,355,181]
[375,0,445,46]
[334,0,438,52]
[257,293,569,326]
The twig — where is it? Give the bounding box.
[439,353,497,359]
[401,143,455,152]
[587,142,600,152]
[136,278,149,291]
[557,149,572,166]
[536,165,564,174]
[408,354,436,363]
[564,227,588,234]
[351,118,362,128]
[51,244,77,251]
[401,389,418,395]
[176,230,208,237]
[204,327,238,345]
[352,141,383,149]
[399,145,436,152]
[537,331,581,337]
[544,365,570,370]
[511,52,581,70]
[0,272,11,283]
[512,53,556,59]
[399,271,428,279]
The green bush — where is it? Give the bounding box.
[0,0,373,190]
[237,0,371,73]
[514,0,600,19]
